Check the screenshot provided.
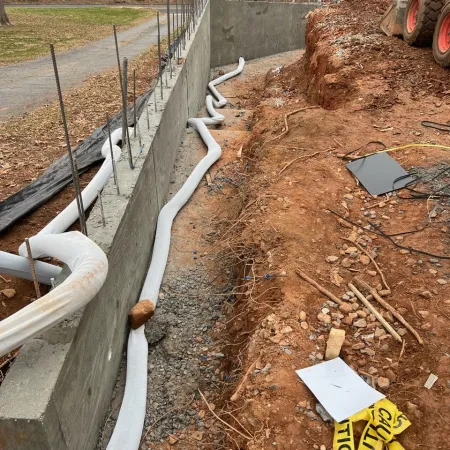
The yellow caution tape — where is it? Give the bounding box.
[333,399,411,450]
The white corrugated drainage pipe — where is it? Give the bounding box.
[0,251,61,285]
[106,57,245,450]
[0,231,108,357]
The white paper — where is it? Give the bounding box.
[296,357,385,423]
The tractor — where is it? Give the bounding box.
[381,0,450,66]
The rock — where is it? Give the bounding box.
[429,269,438,275]
[385,369,397,382]
[354,319,367,328]
[397,328,407,336]
[352,342,365,350]
[338,303,353,314]
[342,316,353,326]
[270,334,283,344]
[299,311,307,321]
[361,348,375,356]
[377,377,390,389]
[325,328,346,360]
[169,434,179,445]
[421,323,432,330]
[383,312,394,323]
[406,402,421,419]
[418,310,429,318]
[129,300,155,329]
[344,194,354,201]
[360,255,370,265]
[280,326,293,334]
[316,403,333,423]
[345,247,358,254]
[326,255,339,263]
[420,291,433,299]
[342,294,350,301]
[1,289,16,298]
[356,310,368,318]
[368,366,378,375]
[437,279,448,285]
[300,321,309,330]
[317,313,331,324]
[341,258,352,268]
[367,270,377,277]
[399,249,410,255]
[191,431,203,441]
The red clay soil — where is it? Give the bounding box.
[201,2,450,450]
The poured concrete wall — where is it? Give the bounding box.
[210,0,319,67]
[0,4,210,449]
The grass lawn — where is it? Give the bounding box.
[0,7,155,65]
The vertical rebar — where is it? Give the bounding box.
[172,13,176,65]
[182,0,185,50]
[157,11,164,98]
[122,57,134,169]
[106,113,120,196]
[50,44,87,236]
[176,2,180,63]
[97,190,106,227]
[114,24,132,169]
[146,104,150,130]
[166,0,172,79]
[25,238,41,300]
[133,69,137,138]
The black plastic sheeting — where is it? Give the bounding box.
[0,91,153,234]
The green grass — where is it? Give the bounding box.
[0,7,155,65]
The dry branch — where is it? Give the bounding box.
[265,106,320,144]
[353,278,423,345]
[348,283,402,343]
[296,269,343,305]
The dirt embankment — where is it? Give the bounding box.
[206,2,450,450]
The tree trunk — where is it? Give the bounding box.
[0,0,11,26]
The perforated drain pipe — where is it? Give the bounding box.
[106,57,245,450]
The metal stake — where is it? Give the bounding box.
[114,25,132,169]
[154,88,157,113]
[133,69,137,138]
[122,57,134,169]
[172,14,175,63]
[157,12,164,97]
[25,238,41,300]
[166,0,172,79]
[106,113,120,196]
[146,104,150,130]
[97,189,106,227]
[182,0,185,50]
[50,44,87,236]
[176,2,180,63]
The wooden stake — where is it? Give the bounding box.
[348,283,403,343]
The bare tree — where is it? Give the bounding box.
[0,0,11,26]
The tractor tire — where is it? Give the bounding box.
[433,3,450,66]
[403,0,445,46]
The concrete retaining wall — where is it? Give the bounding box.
[210,0,319,67]
[0,4,210,449]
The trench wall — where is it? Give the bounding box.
[0,4,210,449]
[210,0,320,67]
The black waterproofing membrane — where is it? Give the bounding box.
[0,39,180,234]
